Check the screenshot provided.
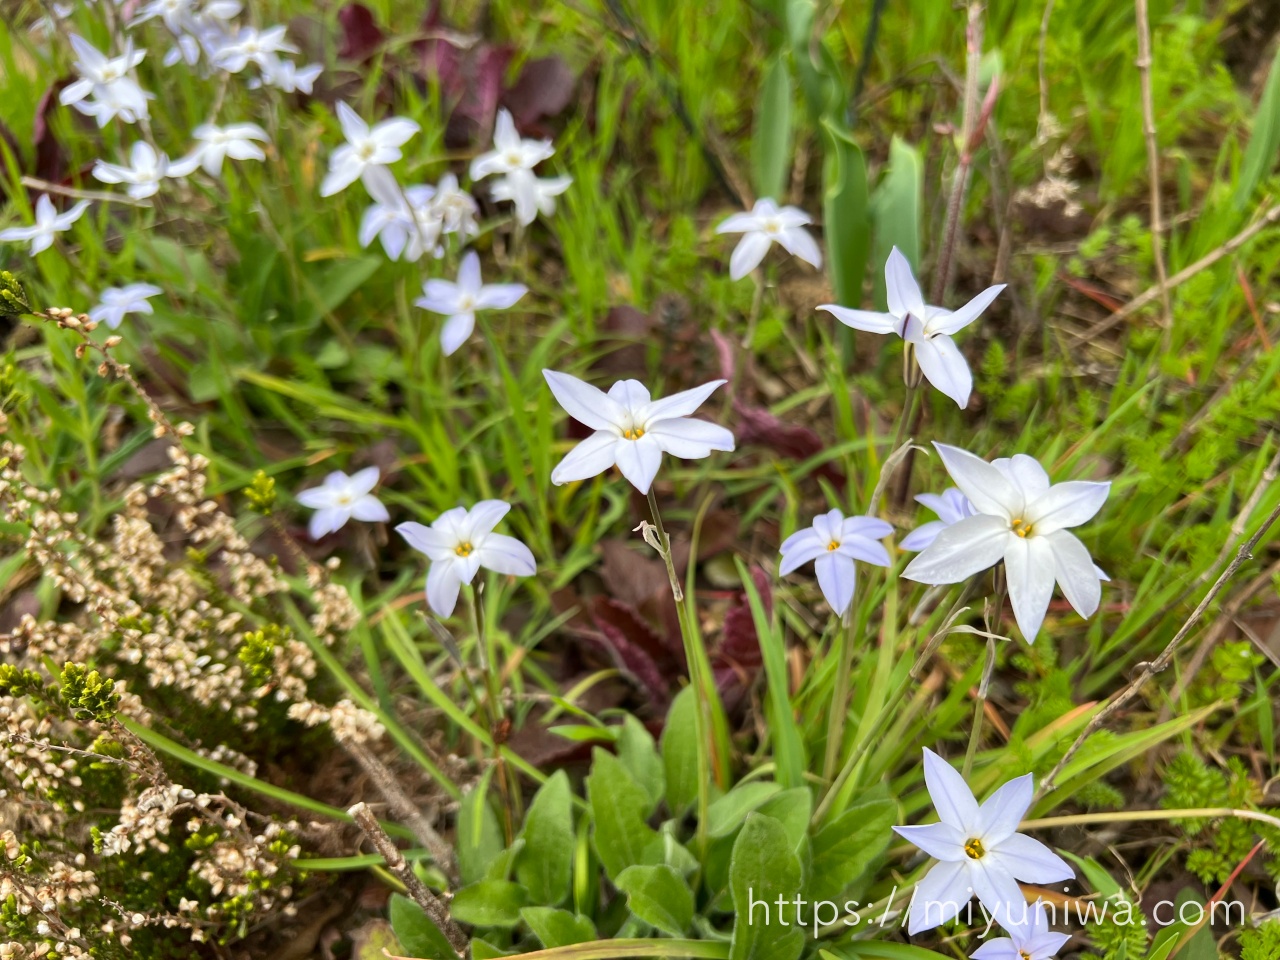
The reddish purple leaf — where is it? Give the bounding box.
[589,597,673,702]
[502,56,576,132]
[337,3,385,62]
[34,81,70,185]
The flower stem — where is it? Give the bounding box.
[467,585,520,839]
[743,267,766,349]
[963,571,1005,779]
[822,606,858,784]
[646,487,713,852]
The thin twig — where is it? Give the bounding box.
[1037,497,1280,797]
[343,740,459,885]
[1134,0,1173,328]
[348,802,468,955]
[1081,202,1280,339]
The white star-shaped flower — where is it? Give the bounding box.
[358,167,441,262]
[894,748,1074,934]
[185,122,269,177]
[88,283,163,329]
[470,108,555,182]
[254,55,322,93]
[59,34,152,126]
[819,247,1005,408]
[397,500,537,617]
[778,508,893,616]
[211,25,298,73]
[971,899,1071,960]
[490,170,572,226]
[0,195,90,255]
[902,443,1110,642]
[901,487,975,551]
[93,141,199,199]
[320,102,420,198]
[414,251,527,356]
[715,198,822,280]
[428,173,479,241]
[543,371,735,494]
[296,468,390,540]
[130,0,196,32]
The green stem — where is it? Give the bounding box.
[963,574,1005,779]
[647,487,712,853]
[1021,807,1280,833]
[822,609,857,783]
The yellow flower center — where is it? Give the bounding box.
[763,218,780,234]
[964,838,985,860]
[336,494,352,505]
[454,542,473,557]
[506,150,523,166]
[1011,518,1034,538]
[826,540,840,551]
[1019,952,1032,960]
[623,427,645,440]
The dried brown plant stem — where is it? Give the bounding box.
[1037,496,1280,798]
[348,802,468,956]
[1082,202,1280,339]
[1134,0,1173,328]
[343,739,459,885]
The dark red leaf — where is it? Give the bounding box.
[337,3,385,62]
[501,56,576,132]
[589,599,673,702]
[34,81,70,185]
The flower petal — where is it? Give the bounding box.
[440,311,475,356]
[921,747,981,831]
[780,526,822,555]
[779,535,827,576]
[474,282,527,310]
[892,821,968,862]
[296,486,335,508]
[837,536,891,566]
[885,246,926,320]
[1045,529,1102,619]
[550,431,620,485]
[465,500,512,539]
[907,860,967,934]
[977,773,1033,845]
[346,466,380,496]
[543,369,626,431]
[900,520,946,552]
[926,283,1005,336]
[309,506,349,540]
[988,833,1074,884]
[1004,535,1056,642]
[814,553,856,615]
[426,559,463,617]
[335,101,368,142]
[351,494,389,522]
[456,250,482,293]
[970,938,1021,960]
[933,443,1021,519]
[777,226,822,269]
[475,533,536,577]
[645,417,735,459]
[914,334,972,408]
[397,521,454,561]
[902,514,1011,585]
[613,435,664,493]
[728,231,771,280]
[714,210,759,234]
[643,380,727,422]
[968,860,1028,931]
[817,304,899,335]
[1025,481,1111,535]
[841,516,894,540]
[992,455,1052,502]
